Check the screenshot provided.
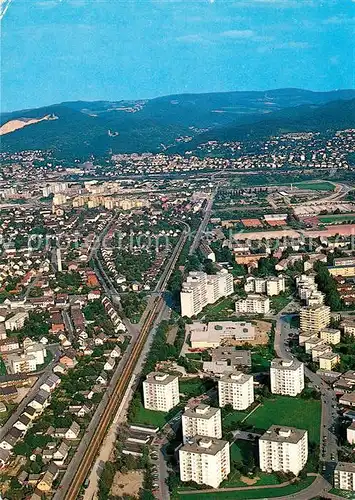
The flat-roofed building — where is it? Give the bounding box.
[319,352,340,371]
[179,436,230,488]
[181,271,233,318]
[188,321,255,349]
[300,304,330,334]
[311,343,332,362]
[328,265,355,278]
[259,425,308,476]
[203,348,251,375]
[342,320,355,337]
[270,358,304,397]
[298,331,318,346]
[143,372,179,412]
[235,294,270,315]
[339,392,355,407]
[334,462,355,491]
[5,312,29,331]
[304,336,324,354]
[244,275,285,296]
[182,404,222,444]
[320,328,341,345]
[218,371,254,410]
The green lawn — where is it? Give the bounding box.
[329,488,355,499]
[293,181,335,191]
[131,404,168,427]
[0,404,16,425]
[179,378,214,398]
[226,442,281,488]
[319,214,355,224]
[223,409,249,428]
[240,396,321,444]
[0,357,7,375]
[177,476,315,499]
[270,294,292,314]
[251,352,271,372]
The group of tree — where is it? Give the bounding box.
[314,261,343,311]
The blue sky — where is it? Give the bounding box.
[1,0,354,112]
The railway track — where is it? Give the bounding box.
[62,296,164,500]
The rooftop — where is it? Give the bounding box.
[260,425,307,444]
[180,435,228,456]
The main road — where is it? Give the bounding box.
[189,191,216,255]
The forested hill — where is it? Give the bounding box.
[1,88,355,158]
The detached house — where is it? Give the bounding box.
[53,442,70,465]
[54,421,80,440]
[104,357,115,371]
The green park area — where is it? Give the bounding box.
[292,181,335,191]
[177,476,315,499]
[224,395,321,444]
[319,214,355,224]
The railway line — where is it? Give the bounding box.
[58,296,164,500]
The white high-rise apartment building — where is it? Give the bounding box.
[182,404,222,444]
[235,294,270,315]
[334,462,355,491]
[218,371,254,410]
[143,372,180,412]
[180,270,233,318]
[179,436,230,488]
[259,426,308,476]
[270,358,304,397]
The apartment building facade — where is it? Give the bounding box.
[235,294,270,315]
[259,426,308,476]
[299,304,330,333]
[270,358,304,397]
[143,372,180,412]
[179,436,230,488]
[218,371,254,410]
[180,270,233,318]
[182,404,222,444]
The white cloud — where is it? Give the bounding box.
[219,29,255,38]
[257,40,311,52]
[323,15,355,25]
[175,34,208,44]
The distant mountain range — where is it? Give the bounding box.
[1,88,355,158]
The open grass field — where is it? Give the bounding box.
[223,409,249,428]
[239,396,321,444]
[128,403,168,427]
[177,476,315,499]
[293,181,335,191]
[319,214,355,224]
[226,442,281,488]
